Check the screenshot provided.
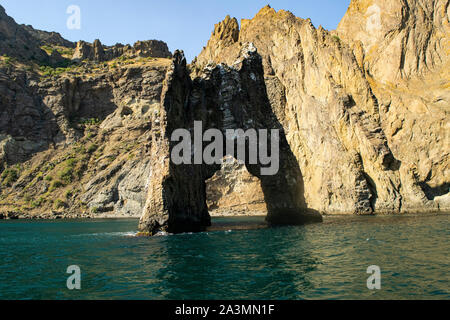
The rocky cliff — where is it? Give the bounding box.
[195,1,449,216]
[0,5,173,219]
[72,39,172,62]
[0,2,448,228]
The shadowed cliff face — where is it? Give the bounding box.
[138,47,322,235]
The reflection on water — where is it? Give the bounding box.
[0,214,448,299]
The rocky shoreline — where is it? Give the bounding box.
[2,209,448,221]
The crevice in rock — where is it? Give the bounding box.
[362,172,378,212]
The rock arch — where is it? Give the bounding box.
[138,45,322,235]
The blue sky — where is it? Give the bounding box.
[1,0,350,62]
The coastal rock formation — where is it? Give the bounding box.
[195,2,449,215]
[0,56,171,218]
[138,47,322,235]
[0,1,448,228]
[72,39,172,62]
[197,5,401,215]
[0,4,173,218]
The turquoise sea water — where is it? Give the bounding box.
[0,214,448,300]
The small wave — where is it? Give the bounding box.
[155,231,172,237]
[72,231,138,238]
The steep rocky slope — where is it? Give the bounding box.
[337,0,450,210]
[0,53,171,218]
[0,5,172,218]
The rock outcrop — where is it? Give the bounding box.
[0,5,49,62]
[138,47,322,235]
[0,3,173,219]
[72,39,172,62]
[195,2,449,215]
[0,57,172,218]
[206,157,266,216]
[22,24,75,49]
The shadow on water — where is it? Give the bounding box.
[156,217,320,300]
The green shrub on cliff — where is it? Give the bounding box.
[1,169,19,186]
[58,159,77,183]
[54,199,66,210]
[57,47,75,57]
[332,35,341,44]
[87,144,98,154]
[65,189,74,199]
[49,180,64,192]
[31,197,45,208]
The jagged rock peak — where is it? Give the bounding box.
[172,49,186,65]
[212,15,239,43]
[243,4,298,26]
[72,38,172,62]
[255,4,276,16]
[22,24,75,48]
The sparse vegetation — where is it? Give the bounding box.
[86,131,96,139]
[49,180,64,192]
[1,168,19,186]
[70,118,101,129]
[1,54,15,67]
[58,158,77,184]
[65,189,74,199]
[54,199,66,210]
[87,144,98,154]
[81,118,101,126]
[31,197,45,208]
[41,45,75,58]
[39,65,76,77]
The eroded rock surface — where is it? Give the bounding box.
[195,2,449,215]
[206,157,266,216]
[72,39,172,62]
[138,47,322,235]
